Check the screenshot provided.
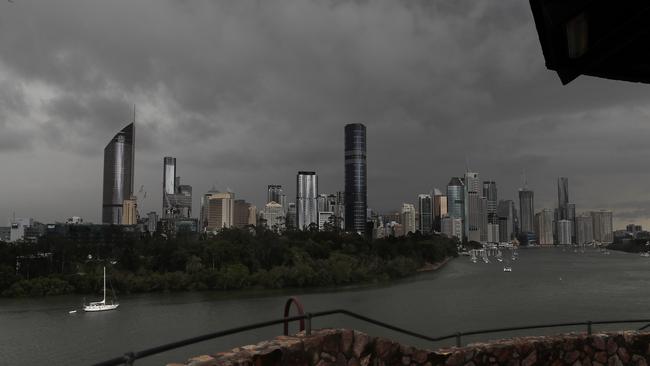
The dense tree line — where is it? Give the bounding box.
[0,227,458,297]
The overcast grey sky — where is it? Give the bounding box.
[1,0,649,229]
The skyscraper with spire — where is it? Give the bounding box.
[102,121,135,224]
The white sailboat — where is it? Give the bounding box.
[83,267,119,312]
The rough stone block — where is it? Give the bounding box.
[341,330,354,357]
[352,331,370,358]
[521,350,536,366]
[188,355,219,366]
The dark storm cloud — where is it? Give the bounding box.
[1,0,650,228]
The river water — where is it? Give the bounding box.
[2,247,650,366]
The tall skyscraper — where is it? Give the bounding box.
[344,123,367,235]
[447,177,465,238]
[417,194,433,234]
[121,196,137,225]
[464,172,480,241]
[102,122,135,224]
[163,157,176,218]
[199,188,220,232]
[286,203,297,229]
[497,200,516,241]
[519,188,535,234]
[433,189,447,232]
[297,171,318,230]
[234,200,253,228]
[482,181,498,223]
[176,183,192,218]
[262,201,284,232]
[557,177,569,220]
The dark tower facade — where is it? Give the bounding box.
[557,177,569,220]
[102,123,135,224]
[344,123,367,235]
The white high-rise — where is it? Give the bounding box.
[557,219,572,245]
[297,171,318,230]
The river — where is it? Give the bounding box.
[2,247,650,366]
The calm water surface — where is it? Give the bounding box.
[2,247,650,366]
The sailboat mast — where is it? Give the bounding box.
[103,267,106,303]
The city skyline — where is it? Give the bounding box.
[2,1,650,229]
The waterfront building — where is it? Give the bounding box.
[519,188,535,234]
[567,203,576,243]
[441,216,463,240]
[121,196,138,225]
[591,210,614,244]
[207,192,235,231]
[557,219,572,245]
[433,189,447,232]
[401,203,416,235]
[487,223,500,244]
[447,177,464,237]
[297,171,318,230]
[147,211,158,233]
[417,194,433,234]
[575,214,594,244]
[463,172,480,241]
[534,209,554,246]
[318,211,334,231]
[465,192,480,242]
[262,201,284,232]
[497,200,515,241]
[479,197,488,242]
[482,181,498,223]
[344,123,367,235]
[102,123,135,224]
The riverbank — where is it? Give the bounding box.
[416,256,453,272]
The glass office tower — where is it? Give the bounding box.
[344,123,367,235]
[102,123,135,224]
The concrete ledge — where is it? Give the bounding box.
[170,329,650,366]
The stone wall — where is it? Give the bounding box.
[169,329,650,366]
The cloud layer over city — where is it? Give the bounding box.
[1,0,650,227]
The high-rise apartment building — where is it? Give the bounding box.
[207,192,235,231]
[519,188,535,234]
[147,211,158,233]
[297,171,318,230]
[102,123,135,224]
[286,203,297,229]
[534,208,554,246]
[557,219,572,245]
[199,188,220,232]
[417,194,433,234]
[567,203,576,243]
[447,177,464,238]
[433,189,447,232]
[591,210,614,244]
[401,203,416,235]
[344,123,367,235]
[234,200,253,229]
[575,214,594,244]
